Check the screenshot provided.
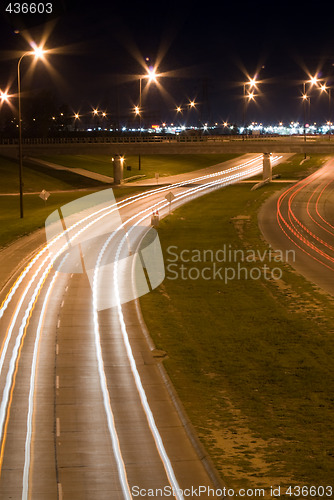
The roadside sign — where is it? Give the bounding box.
[165,192,175,203]
[39,190,50,202]
[165,191,175,213]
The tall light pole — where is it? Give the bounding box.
[319,83,332,139]
[302,74,318,142]
[17,45,47,218]
[137,66,158,170]
[242,76,257,139]
[302,83,309,144]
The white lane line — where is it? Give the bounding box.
[56,344,59,356]
[57,319,60,329]
[111,216,184,499]
[0,256,51,379]
[91,157,278,499]
[0,154,277,499]
[56,418,60,437]
[22,269,59,500]
[56,376,59,390]
[60,300,64,308]
[0,155,267,386]
[92,267,132,500]
[57,482,63,500]
[0,154,263,323]
[0,263,53,446]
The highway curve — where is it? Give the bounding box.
[259,157,334,296]
[0,154,285,500]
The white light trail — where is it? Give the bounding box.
[22,256,68,500]
[0,153,281,497]
[91,154,281,499]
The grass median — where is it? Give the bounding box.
[0,153,239,248]
[139,154,334,494]
[0,154,153,248]
[37,153,239,180]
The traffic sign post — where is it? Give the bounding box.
[39,189,50,207]
[165,191,175,213]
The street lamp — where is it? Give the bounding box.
[302,90,310,144]
[137,66,159,170]
[318,83,332,139]
[0,90,10,104]
[243,75,258,138]
[17,44,47,218]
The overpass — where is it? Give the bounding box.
[1,135,333,181]
[1,135,334,155]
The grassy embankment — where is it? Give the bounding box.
[0,153,238,248]
[0,155,147,247]
[139,154,334,496]
[38,153,239,180]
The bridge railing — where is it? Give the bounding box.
[0,134,332,146]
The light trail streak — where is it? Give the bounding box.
[0,154,264,321]
[0,154,269,391]
[277,164,334,270]
[22,257,67,500]
[0,263,53,475]
[92,155,281,499]
[0,153,279,497]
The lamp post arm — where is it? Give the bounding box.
[17,51,31,219]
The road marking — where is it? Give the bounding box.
[90,158,283,500]
[56,344,59,355]
[57,482,63,500]
[60,300,64,308]
[56,417,60,437]
[0,265,53,480]
[57,318,60,328]
[0,154,282,496]
[0,154,266,324]
[56,375,59,390]
[93,268,132,499]
[22,270,59,500]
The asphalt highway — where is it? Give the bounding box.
[259,157,334,296]
[0,153,285,499]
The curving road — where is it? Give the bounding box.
[259,157,334,296]
[0,154,285,500]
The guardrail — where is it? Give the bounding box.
[0,134,332,146]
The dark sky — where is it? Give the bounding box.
[1,0,334,125]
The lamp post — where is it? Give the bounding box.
[302,84,309,144]
[137,67,158,170]
[319,83,332,139]
[0,90,10,104]
[301,75,318,143]
[17,45,47,218]
[242,76,257,139]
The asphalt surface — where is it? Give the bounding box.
[259,157,334,295]
[0,153,287,499]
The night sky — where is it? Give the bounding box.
[1,0,334,125]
